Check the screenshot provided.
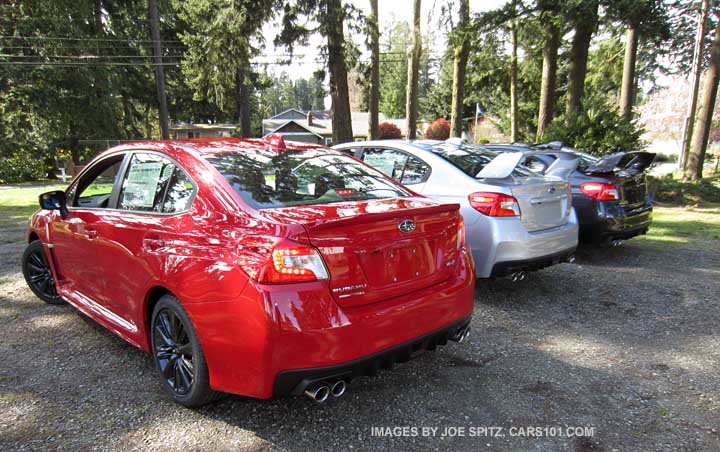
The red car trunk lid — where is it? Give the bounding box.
[259,198,462,307]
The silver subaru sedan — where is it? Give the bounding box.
[333,140,579,279]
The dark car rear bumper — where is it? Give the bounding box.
[489,247,576,277]
[577,198,652,243]
[273,316,472,397]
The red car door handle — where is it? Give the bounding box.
[142,238,165,251]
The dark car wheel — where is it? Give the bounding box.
[22,240,65,305]
[151,295,218,407]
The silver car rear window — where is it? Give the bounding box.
[430,143,534,178]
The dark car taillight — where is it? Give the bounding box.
[469,192,520,217]
[580,182,619,200]
[237,237,329,284]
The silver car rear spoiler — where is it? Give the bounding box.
[477,149,579,180]
[476,152,524,179]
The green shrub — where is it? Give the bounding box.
[542,106,645,156]
[0,151,47,184]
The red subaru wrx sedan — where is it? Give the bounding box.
[22,137,474,407]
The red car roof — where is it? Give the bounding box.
[98,137,333,161]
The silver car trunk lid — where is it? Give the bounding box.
[510,177,571,232]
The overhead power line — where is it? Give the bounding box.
[0,54,181,59]
[0,61,180,66]
[0,35,182,43]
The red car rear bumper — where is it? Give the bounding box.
[185,248,475,399]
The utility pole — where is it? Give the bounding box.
[149,0,169,139]
[679,0,710,170]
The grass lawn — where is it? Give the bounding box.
[0,185,66,231]
[642,204,720,248]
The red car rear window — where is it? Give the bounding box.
[205,149,410,210]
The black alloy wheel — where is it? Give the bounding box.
[150,295,217,407]
[22,240,65,305]
[153,308,195,395]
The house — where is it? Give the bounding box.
[169,123,237,139]
[262,108,408,145]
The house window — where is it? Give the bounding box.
[187,132,195,138]
[324,138,333,146]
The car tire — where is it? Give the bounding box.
[150,294,218,407]
[22,240,66,305]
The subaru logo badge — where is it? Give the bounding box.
[548,186,556,194]
[398,219,416,233]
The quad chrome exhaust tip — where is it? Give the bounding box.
[610,239,623,247]
[331,380,347,398]
[304,384,330,403]
[509,271,526,282]
[451,326,471,343]
[304,380,348,402]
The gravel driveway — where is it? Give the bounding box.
[1,208,718,451]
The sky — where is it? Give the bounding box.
[257,0,510,81]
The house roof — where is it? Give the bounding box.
[263,120,325,139]
[262,111,408,138]
[269,108,307,120]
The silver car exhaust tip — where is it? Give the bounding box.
[304,384,330,403]
[611,239,623,247]
[331,380,347,398]
[510,271,526,282]
[566,254,576,264]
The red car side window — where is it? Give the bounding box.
[118,153,195,213]
[71,155,124,209]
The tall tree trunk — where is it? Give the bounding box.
[149,0,169,139]
[510,21,518,142]
[685,24,720,181]
[450,0,470,138]
[236,66,251,137]
[405,0,421,139]
[680,0,710,170]
[536,21,560,141]
[122,95,132,139]
[326,0,353,144]
[619,25,639,121]
[368,0,380,139]
[94,0,103,33]
[566,0,598,114]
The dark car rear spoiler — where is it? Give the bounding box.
[585,152,656,175]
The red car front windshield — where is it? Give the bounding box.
[206,148,411,210]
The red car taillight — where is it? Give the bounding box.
[237,237,329,284]
[468,192,520,217]
[580,182,619,200]
[457,218,466,249]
